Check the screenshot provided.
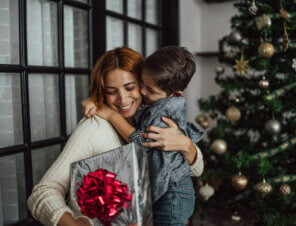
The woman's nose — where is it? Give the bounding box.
[118,90,129,103]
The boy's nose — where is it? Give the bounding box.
[140,88,147,96]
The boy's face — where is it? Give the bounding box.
[140,70,168,104]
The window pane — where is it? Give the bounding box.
[64,6,89,68]
[106,16,124,50]
[65,74,89,135]
[146,28,158,57]
[31,145,61,185]
[106,0,123,14]
[0,73,23,148]
[128,23,142,55]
[0,153,26,225]
[27,0,58,66]
[145,0,159,25]
[29,74,60,141]
[0,0,19,64]
[127,0,142,20]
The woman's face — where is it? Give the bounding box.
[104,69,142,119]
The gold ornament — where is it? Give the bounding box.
[231,172,248,190]
[256,15,272,30]
[199,183,215,201]
[210,139,227,155]
[225,106,241,122]
[279,184,292,195]
[259,76,270,89]
[258,42,275,59]
[233,53,249,76]
[282,22,290,52]
[195,114,209,129]
[254,179,272,196]
[280,8,291,19]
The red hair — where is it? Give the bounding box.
[90,47,143,108]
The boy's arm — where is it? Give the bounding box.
[95,105,136,143]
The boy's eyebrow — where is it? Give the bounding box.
[105,82,137,89]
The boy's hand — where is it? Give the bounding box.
[95,104,116,121]
[81,97,97,117]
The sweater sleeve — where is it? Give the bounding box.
[189,144,204,177]
[27,116,123,226]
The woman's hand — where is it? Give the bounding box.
[141,116,197,165]
[81,97,97,118]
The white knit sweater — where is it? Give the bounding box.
[27,116,204,226]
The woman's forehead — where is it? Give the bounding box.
[105,69,138,86]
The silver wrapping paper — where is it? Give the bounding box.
[70,143,153,226]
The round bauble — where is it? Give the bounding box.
[265,119,281,135]
[256,15,272,30]
[228,30,242,44]
[254,180,272,196]
[210,139,227,155]
[199,183,215,201]
[195,114,209,129]
[231,172,248,190]
[258,42,275,59]
[225,106,241,122]
[215,65,225,75]
[259,77,270,89]
[231,212,241,222]
[279,184,292,195]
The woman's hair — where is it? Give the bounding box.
[90,47,143,108]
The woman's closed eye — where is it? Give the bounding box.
[126,85,136,91]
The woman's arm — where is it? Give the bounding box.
[27,117,123,226]
[141,116,204,176]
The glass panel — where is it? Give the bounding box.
[29,74,60,141]
[0,153,26,225]
[127,0,142,20]
[146,28,158,57]
[64,6,89,68]
[128,23,142,54]
[27,0,58,66]
[106,0,123,14]
[0,0,19,64]
[65,74,89,135]
[145,0,158,25]
[106,16,124,50]
[31,145,61,185]
[0,73,23,148]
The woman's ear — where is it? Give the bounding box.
[170,91,183,97]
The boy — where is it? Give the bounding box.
[84,46,203,225]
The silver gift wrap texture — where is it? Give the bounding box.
[69,143,153,226]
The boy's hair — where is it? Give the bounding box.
[143,46,196,95]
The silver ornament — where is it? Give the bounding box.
[259,77,270,89]
[254,179,272,196]
[265,119,281,135]
[215,65,225,75]
[199,183,215,201]
[210,139,227,155]
[248,0,258,15]
[279,184,292,195]
[256,15,272,30]
[229,30,242,44]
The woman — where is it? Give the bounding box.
[27,47,203,226]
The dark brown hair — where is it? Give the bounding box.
[143,46,196,95]
[90,47,143,108]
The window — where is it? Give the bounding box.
[0,0,178,224]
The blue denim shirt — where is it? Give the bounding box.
[129,96,203,202]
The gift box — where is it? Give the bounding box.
[69,143,153,226]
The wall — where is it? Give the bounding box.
[180,0,235,124]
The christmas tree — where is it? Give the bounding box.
[195,1,296,225]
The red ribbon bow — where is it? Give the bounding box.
[76,168,133,226]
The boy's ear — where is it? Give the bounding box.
[171,91,183,97]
